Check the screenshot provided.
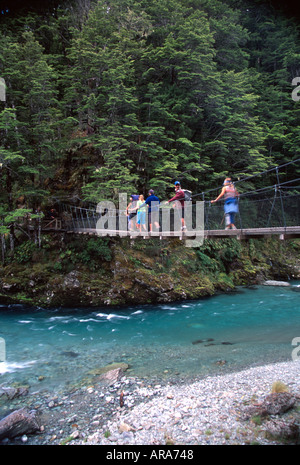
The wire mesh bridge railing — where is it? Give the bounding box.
[54,159,300,240]
[56,187,300,239]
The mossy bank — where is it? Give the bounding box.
[0,235,299,308]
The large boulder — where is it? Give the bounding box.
[260,392,296,415]
[0,408,40,440]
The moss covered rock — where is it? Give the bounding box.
[0,235,299,308]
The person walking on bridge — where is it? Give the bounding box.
[166,181,186,231]
[211,178,239,229]
[136,194,147,232]
[135,189,160,232]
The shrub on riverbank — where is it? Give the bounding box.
[0,235,299,308]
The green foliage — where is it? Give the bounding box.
[0,31,58,207]
[289,239,300,252]
[64,237,112,270]
[198,238,226,259]
[0,0,299,210]
[196,251,220,272]
[3,208,32,226]
[251,415,263,426]
[196,238,242,273]
[12,241,37,264]
[219,239,242,264]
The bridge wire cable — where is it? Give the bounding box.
[192,158,300,199]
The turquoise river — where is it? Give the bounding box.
[0,283,299,394]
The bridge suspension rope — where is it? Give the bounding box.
[53,158,300,233]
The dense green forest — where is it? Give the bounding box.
[0,0,299,241]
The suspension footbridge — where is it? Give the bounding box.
[43,159,300,241]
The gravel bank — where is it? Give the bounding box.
[1,360,299,445]
[80,360,300,445]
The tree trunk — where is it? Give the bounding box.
[1,234,6,263]
[9,227,14,253]
[0,408,41,440]
[6,166,15,253]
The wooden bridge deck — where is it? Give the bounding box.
[67,226,300,240]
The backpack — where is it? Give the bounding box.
[182,189,192,201]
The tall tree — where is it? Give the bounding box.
[63,0,152,201]
[242,3,300,171]
[0,31,59,216]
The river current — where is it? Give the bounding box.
[0,283,299,394]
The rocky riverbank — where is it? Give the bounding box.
[0,236,299,445]
[1,360,299,445]
[0,235,299,308]
[90,360,300,446]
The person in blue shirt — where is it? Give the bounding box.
[136,189,160,231]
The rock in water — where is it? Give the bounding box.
[0,386,28,400]
[215,360,227,366]
[88,362,129,386]
[192,338,214,344]
[264,280,290,287]
[89,362,129,376]
[60,351,79,358]
[98,368,124,386]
